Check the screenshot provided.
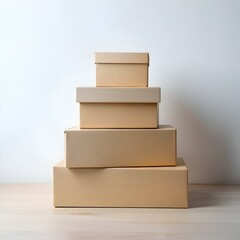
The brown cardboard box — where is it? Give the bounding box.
[65,125,176,168]
[76,87,160,129]
[95,52,149,87]
[53,158,188,208]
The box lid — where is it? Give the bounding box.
[54,158,186,170]
[76,87,160,103]
[95,52,149,65]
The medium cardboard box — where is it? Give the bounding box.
[53,158,188,208]
[95,52,149,87]
[76,87,160,129]
[65,125,176,168]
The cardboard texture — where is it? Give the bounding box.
[53,158,188,208]
[77,87,160,129]
[95,52,149,87]
[65,125,176,168]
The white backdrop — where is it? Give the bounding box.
[0,0,240,183]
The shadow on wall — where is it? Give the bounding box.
[160,72,234,184]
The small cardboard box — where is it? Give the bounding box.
[53,158,188,208]
[65,125,176,168]
[76,87,160,129]
[95,52,149,87]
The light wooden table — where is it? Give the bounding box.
[0,184,240,240]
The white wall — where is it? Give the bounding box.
[0,0,240,183]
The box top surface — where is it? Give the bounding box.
[76,87,160,103]
[95,52,149,64]
[55,158,187,170]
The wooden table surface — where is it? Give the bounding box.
[0,184,240,239]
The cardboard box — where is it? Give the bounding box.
[76,87,160,129]
[95,52,149,87]
[53,158,188,208]
[65,125,176,168]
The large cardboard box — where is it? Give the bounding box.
[65,125,176,168]
[95,52,149,87]
[76,87,160,129]
[53,158,188,208]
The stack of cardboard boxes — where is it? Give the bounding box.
[53,52,188,208]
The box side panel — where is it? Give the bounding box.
[65,127,176,168]
[80,103,158,129]
[53,164,188,208]
[96,64,148,87]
